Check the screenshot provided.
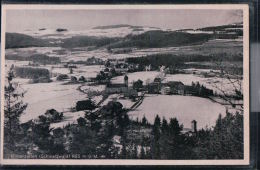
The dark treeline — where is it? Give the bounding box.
[61,36,121,48]
[197,23,242,32]
[6,54,60,64]
[29,54,60,64]
[5,33,49,49]
[127,53,243,70]
[109,31,211,49]
[4,100,243,159]
[14,66,50,79]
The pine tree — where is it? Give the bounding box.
[141,115,148,126]
[140,145,145,159]
[151,115,161,159]
[161,117,169,135]
[167,118,183,159]
[4,67,27,156]
[160,117,170,159]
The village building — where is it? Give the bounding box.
[70,76,77,82]
[184,85,198,96]
[154,77,162,83]
[149,79,185,95]
[105,75,138,97]
[105,83,128,94]
[86,56,104,65]
[167,81,185,95]
[107,58,126,66]
[182,120,198,136]
[114,63,129,74]
[161,86,171,95]
[147,82,161,94]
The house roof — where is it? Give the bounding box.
[154,78,161,82]
[106,83,127,88]
[167,81,184,86]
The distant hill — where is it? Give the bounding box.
[5,33,49,49]
[108,30,211,49]
[61,36,121,48]
[93,24,143,29]
[5,23,242,49]
[197,23,242,32]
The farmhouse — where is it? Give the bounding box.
[161,86,171,95]
[184,85,199,96]
[105,83,128,94]
[167,81,185,95]
[154,77,162,83]
[149,80,184,95]
[147,82,161,94]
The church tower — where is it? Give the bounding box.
[191,120,197,133]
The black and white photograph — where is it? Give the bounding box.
[1,5,249,165]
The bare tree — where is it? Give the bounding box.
[212,60,243,112]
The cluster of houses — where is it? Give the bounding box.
[150,78,214,96]
[147,77,213,96]
[104,74,213,100]
[106,59,139,74]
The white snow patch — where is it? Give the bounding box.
[128,94,227,129]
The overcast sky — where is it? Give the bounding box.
[6,9,243,32]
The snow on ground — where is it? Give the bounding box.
[116,97,135,109]
[20,81,87,123]
[183,68,221,73]
[6,59,102,80]
[163,74,242,95]
[50,111,85,129]
[19,26,160,39]
[80,84,106,93]
[52,65,102,79]
[102,94,119,106]
[128,94,226,129]
[92,95,103,105]
[5,47,65,57]
[5,60,30,69]
[111,71,160,85]
[101,94,135,109]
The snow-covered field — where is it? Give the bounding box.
[128,94,227,129]
[20,81,87,123]
[52,65,102,79]
[80,84,106,93]
[116,98,135,109]
[18,26,160,39]
[6,59,102,80]
[101,94,135,109]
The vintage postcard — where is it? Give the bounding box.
[1,5,249,165]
